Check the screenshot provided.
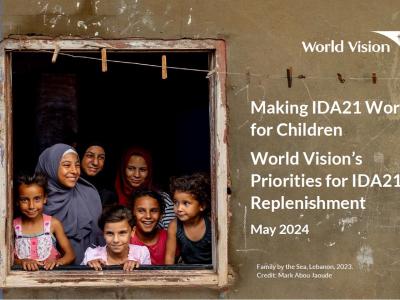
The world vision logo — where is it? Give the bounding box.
[301,31,399,53]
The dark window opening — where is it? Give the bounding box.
[12,51,210,190]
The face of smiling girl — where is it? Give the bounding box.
[103,219,133,255]
[133,196,161,235]
[58,152,80,188]
[18,183,47,220]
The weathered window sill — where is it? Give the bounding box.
[6,268,219,288]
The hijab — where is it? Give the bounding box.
[115,147,153,207]
[35,143,103,263]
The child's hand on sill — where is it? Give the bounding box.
[43,259,60,270]
[87,259,106,271]
[123,260,139,271]
[21,259,43,271]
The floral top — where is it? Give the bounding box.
[81,244,151,265]
[13,214,60,261]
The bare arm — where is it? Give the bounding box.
[50,217,75,266]
[165,219,177,265]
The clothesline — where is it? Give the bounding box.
[34,49,400,82]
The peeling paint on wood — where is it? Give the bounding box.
[5,270,220,288]
[3,37,223,51]
[0,142,4,167]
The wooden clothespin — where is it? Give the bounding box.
[162,55,167,79]
[51,45,60,63]
[287,67,293,88]
[337,73,345,83]
[206,69,216,79]
[372,73,377,84]
[101,48,107,72]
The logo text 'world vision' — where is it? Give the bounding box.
[302,40,390,53]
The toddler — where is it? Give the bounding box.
[165,173,212,264]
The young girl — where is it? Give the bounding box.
[81,205,151,271]
[165,173,212,264]
[13,173,75,271]
[130,190,168,265]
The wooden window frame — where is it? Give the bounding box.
[0,38,228,288]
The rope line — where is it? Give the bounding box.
[31,49,400,81]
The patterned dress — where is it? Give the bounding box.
[14,214,60,261]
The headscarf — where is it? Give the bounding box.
[35,143,103,264]
[115,147,153,207]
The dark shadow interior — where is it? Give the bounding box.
[12,51,211,189]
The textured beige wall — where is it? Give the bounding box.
[2,0,400,298]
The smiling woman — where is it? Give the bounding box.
[78,142,117,207]
[82,146,105,177]
[57,150,81,188]
[35,143,104,264]
[125,155,149,189]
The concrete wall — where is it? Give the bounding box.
[2,0,400,298]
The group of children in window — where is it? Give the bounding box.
[13,142,211,271]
